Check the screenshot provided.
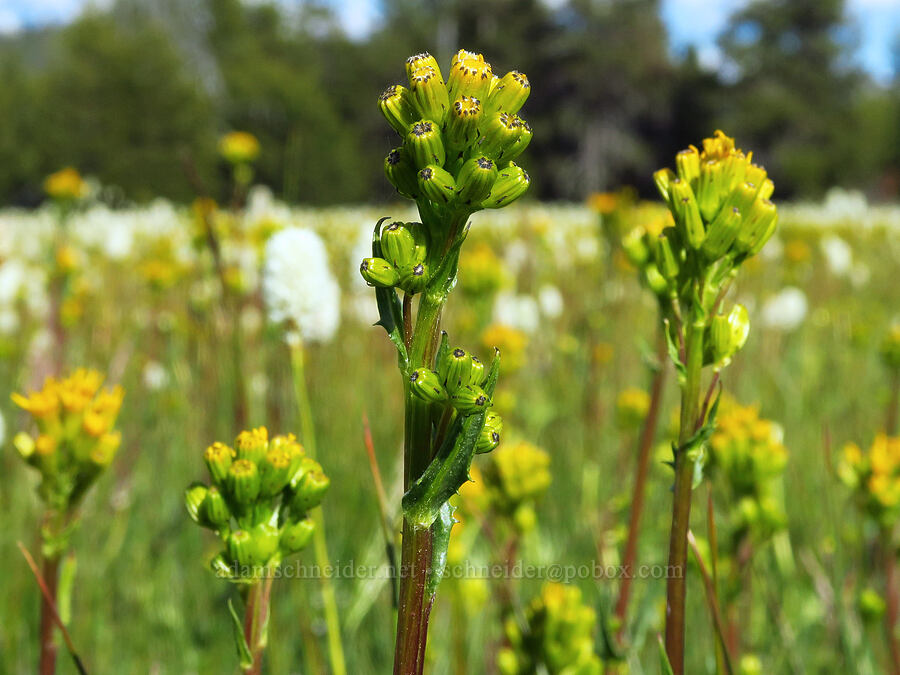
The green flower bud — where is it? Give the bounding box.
[235,427,268,465]
[445,96,484,154]
[734,198,777,255]
[210,554,234,579]
[398,261,431,294]
[448,57,493,103]
[744,162,767,189]
[859,588,887,622]
[670,178,705,249]
[185,483,211,527]
[379,84,418,135]
[281,518,316,554]
[226,529,256,568]
[409,68,450,125]
[439,347,478,393]
[385,147,420,198]
[291,467,331,513]
[482,162,529,209]
[250,522,280,565]
[455,156,498,205]
[697,160,725,222]
[228,459,261,505]
[406,52,442,82]
[406,120,446,169]
[622,228,650,267]
[725,180,761,215]
[653,168,676,204]
[478,112,522,162]
[450,383,491,414]
[710,304,750,368]
[476,411,503,454]
[417,165,457,204]
[204,442,234,486]
[380,221,426,269]
[360,257,400,288]
[201,485,231,527]
[409,369,449,403]
[655,232,680,280]
[504,119,532,162]
[486,70,530,116]
[450,49,483,70]
[676,146,701,187]
[259,447,293,497]
[643,263,669,296]
[701,205,742,262]
[758,178,775,201]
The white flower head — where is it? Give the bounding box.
[761,287,808,332]
[538,284,564,319]
[820,234,852,277]
[263,227,340,344]
[492,292,540,334]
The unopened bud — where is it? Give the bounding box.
[701,206,742,262]
[259,447,293,497]
[445,96,484,154]
[398,261,431,294]
[696,160,725,222]
[409,369,449,403]
[504,119,532,162]
[406,52,442,81]
[644,263,669,296]
[476,411,503,454]
[235,427,268,465]
[409,68,450,125]
[448,58,493,103]
[734,198,777,255]
[478,112,522,162]
[656,232,680,280]
[482,162,529,209]
[670,179,705,248]
[384,147,420,198]
[201,485,231,527]
[417,165,457,204]
[228,459,261,505]
[360,257,400,288]
[455,156,498,205]
[710,303,750,368]
[486,70,530,116]
[654,168,677,204]
[226,529,256,567]
[380,221,426,269]
[406,120,446,169]
[439,347,478,393]
[379,84,418,135]
[291,466,331,513]
[676,146,701,186]
[281,518,316,553]
[185,483,212,527]
[450,383,491,414]
[205,442,234,486]
[450,49,483,70]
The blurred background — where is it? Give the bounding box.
[0,0,899,206]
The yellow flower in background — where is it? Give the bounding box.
[784,239,812,264]
[592,341,614,366]
[459,242,507,296]
[481,439,551,516]
[44,167,88,201]
[481,323,528,373]
[615,387,650,431]
[219,131,260,165]
[587,191,618,215]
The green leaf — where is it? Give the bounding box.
[663,319,686,384]
[658,634,675,675]
[227,597,254,668]
[425,502,454,598]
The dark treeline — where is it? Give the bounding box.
[1,0,898,205]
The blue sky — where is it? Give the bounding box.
[1,0,898,82]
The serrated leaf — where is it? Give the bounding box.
[228,597,254,668]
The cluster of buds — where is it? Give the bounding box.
[185,427,329,581]
[360,219,431,294]
[12,369,124,515]
[498,582,603,675]
[476,440,551,533]
[409,339,502,452]
[378,50,531,221]
[840,434,900,527]
[708,399,788,542]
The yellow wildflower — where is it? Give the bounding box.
[219,131,260,165]
[44,167,88,201]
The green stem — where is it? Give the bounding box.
[664,319,705,675]
[886,369,900,437]
[290,344,347,675]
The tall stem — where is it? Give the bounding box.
[38,554,61,675]
[882,528,900,674]
[290,345,347,675]
[665,319,705,674]
[395,291,445,675]
[614,330,668,634]
[242,579,273,675]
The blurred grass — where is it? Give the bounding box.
[1,205,900,673]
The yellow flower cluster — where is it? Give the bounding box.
[219,131,260,165]
[459,242,507,297]
[841,434,900,521]
[480,324,528,373]
[44,167,88,201]
[615,387,650,431]
[473,439,551,532]
[12,369,124,509]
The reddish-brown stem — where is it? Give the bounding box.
[614,332,668,635]
[38,555,60,675]
[242,578,273,675]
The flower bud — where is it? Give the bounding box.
[710,303,750,367]
[360,257,400,288]
[409,369,449,403]
[385,147,420,198]
[380,221,426,269]
[670,178,705,249]
[701,206,742,262]
[185,483,211,527]
[696,160,725,222]
[406,120,446,169]
[476,411,503,454]
[724,180,761,216]
[478,112,522,162]
[291,467,331,513]
[744,162,767,190]
[676,146,701,187]
[406,52,442,81]
[379,84,418,135]
[205,442,234,486]
[622,228,650,267]
[758,178,775,201]
[504,119,532,162]
[653,168,676,204]
[201,485,231,527]
[281,518,316,553]
[439,347,478,393]
[445,96,484,154]
[482,162,529,209]
[734,198,777,255]
[455,156,498,205]
[250,523,280,564]
[450,49,483,69]
[228,459,261,505]
[235,427,268,465]
[259,447,293,497]
[448,58,493,103]
[398,262,431,294]
[643,263,669,296]
[226,529,256,567]
[409,68,450,125]
[450,383,491,414]
[486,70,530,116]
[417,165,457,204]
[655,232,680,280]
